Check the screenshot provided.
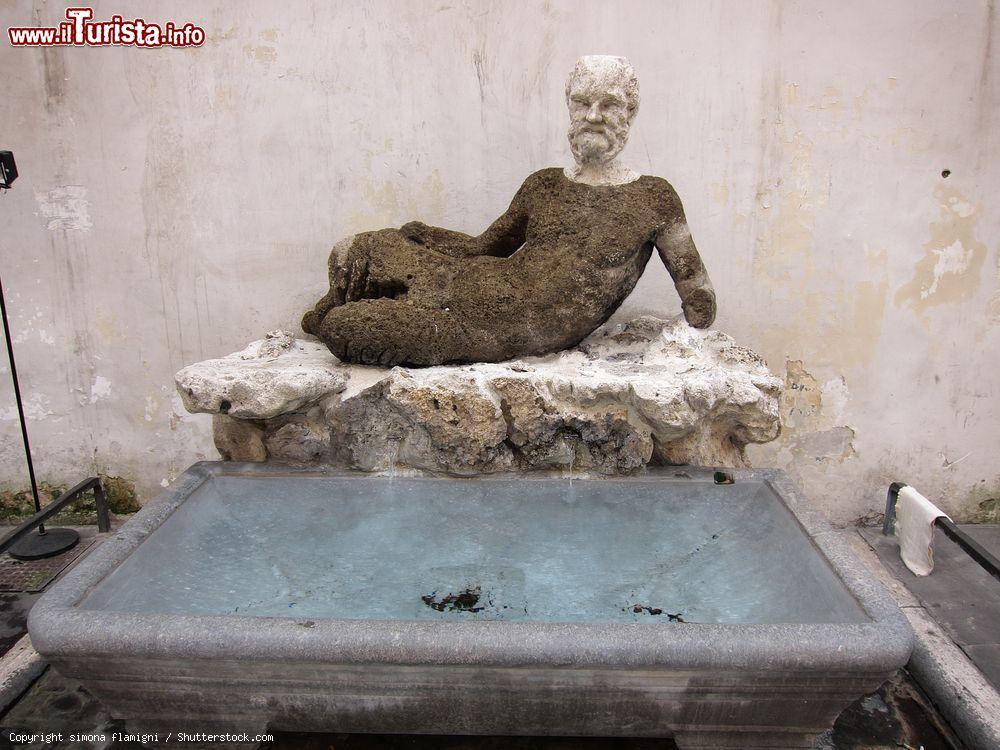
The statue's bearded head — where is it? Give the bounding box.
[565,55,640,167]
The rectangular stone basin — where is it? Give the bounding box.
[29,462,912,749]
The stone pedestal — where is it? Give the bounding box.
[175,317,782,473]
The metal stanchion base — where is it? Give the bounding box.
[8,527,80,560]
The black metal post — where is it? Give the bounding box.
[0,477,108,555]
[93,478,111,534]
[882,481,905,536]
[0,274,43,527]
[937,517,1000,583]
[2,154,81,560]
[1,275,80,559]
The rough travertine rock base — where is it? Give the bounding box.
[176,317,782,474]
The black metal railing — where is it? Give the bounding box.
[883,482,1000,583]
[0,477,110,556]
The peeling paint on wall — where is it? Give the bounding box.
[34,186,93,231]
[779,361,856,463]
[11,309,56,347]
[782,359,822,429]
[752,359,861,523]
[792,425,858,464]
[89,376,113,403]
[965,476,1000,523]
[0,393,52,422]
[144,396,160,422]
[244,44,277,65]
[990,292,1000,324]
[895,186,987,312]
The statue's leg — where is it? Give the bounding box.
[303,231,457,336]
[313,298,480,367]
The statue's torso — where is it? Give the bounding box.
[451,168,680,348]
[515,167,673,270]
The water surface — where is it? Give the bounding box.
[79,474,867,624]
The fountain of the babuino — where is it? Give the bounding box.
[30,56,911,749]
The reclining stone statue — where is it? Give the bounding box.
[302,55,716,367]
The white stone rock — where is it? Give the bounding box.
[177,317,782,474]
[175,334,348,419]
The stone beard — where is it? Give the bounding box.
[568,113,630,166]
[302,55,716,367]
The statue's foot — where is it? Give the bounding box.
[322,327,410,368]
[302,290,338,335]
[302,235,359,334]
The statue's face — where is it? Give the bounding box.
[566,75,632,166]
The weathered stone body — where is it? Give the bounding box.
[303,170,714,367]
[302,55,716,367]
[177,317,781,473]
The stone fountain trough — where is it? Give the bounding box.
[28,462,911,748]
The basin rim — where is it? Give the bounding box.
[29,462,914,674]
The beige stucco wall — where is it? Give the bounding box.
[1,0,997,525]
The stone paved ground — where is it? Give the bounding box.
[0,666,961,750]
[862,524,1000,690]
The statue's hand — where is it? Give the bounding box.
[654,216,716,329]
[680,285,717,329]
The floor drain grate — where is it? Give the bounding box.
[0,537,96,592]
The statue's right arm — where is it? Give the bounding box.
[399,176,532,259]
[653,183,717,329]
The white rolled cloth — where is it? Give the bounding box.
[895,485,950,576]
